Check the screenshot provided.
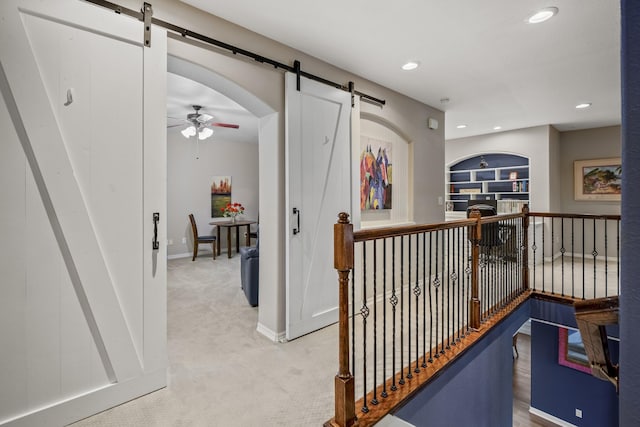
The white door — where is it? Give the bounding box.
[0,1,166,426]
[285,73,352,340]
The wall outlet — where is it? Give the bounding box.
[182,237,187,244]
[575,408,582,418]
[437,196,444,205]
[167,239,173,245]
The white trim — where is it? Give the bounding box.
[257,322,286,343]
[167,252,192,260]
[1,370,166,427]
[529,407,577,427]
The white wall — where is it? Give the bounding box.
[167,129,259,257]
[446,125,553,211]
[114,0,445,339]
[559,126,621,215]
[359,119,411,228]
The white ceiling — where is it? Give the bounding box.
[167,73,258,144]
[179,0,621,140]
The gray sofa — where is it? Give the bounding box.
[239,234,259,307]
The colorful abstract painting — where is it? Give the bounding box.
[211,176,231,217]
[360,137,392,210]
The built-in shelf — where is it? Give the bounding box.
[446,154,530,215]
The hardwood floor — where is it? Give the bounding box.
[512,332,558,427]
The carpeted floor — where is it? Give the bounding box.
[70,255,338,427]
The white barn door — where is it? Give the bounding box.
[285,73,351,340]
[0,1,166,425]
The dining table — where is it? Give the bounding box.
[210,219,257,258]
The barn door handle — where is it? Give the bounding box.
[152,212,160,250]
[293,208,300,235]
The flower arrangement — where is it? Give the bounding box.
[221,202,245,221]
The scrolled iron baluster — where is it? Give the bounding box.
[361,243,369,413]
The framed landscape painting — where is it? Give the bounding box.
[574,158,621,201]
[211,176,231,217]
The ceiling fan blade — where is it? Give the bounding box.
[211,122,240,129]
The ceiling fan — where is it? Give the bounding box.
[168,105,239,140]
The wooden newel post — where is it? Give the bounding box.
[331,212,356,427]
[521,204,530,292]
[469,208,482,330]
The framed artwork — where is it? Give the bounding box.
[558,327,591,374]
[211,176,231,217]
[509,171,518,180]
[360,137,392,210]
[574,158,621,201]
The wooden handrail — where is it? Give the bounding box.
[528,212,621,220]
[329,206,621,427]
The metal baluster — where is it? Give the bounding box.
[441,229,446,353]
[617,219,621,295]
[428,232,434,363]
[390,237,398,391]
[551,218,555,294]
[414,233,421,373]
[605,218,608,297]
[571,218,575,298]
[422,232,428,368]
[399,236,405,386]
[361,243,369,413]
[532,216,537,291]
[351,264,356,391]
[381,239,388,398]
[456,227,461,342]
[593,219,597,298]
[582,219,586,299]
[446,228,451,349]
[561,217,565,297]
[542,218,546,293]
[371,240,378,406]
[464,227,471,335]
[434,231,441,358]
[406,235,412,380]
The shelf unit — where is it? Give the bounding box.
[446,154,529,214]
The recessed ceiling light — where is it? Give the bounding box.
[528,7,558,24]
[576,103,592,109]
[493,126,502,130]
[402,61,420,71]
[456,124,467,129]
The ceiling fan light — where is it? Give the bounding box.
[198,127,214,140]
[181,126,196,138]
[200,113,213,122]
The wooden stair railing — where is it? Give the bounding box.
[326,207,531,427]
[574,296,619,391]
[327,208,623,426]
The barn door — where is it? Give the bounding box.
[0,1,166,425]
[285,73,352,340]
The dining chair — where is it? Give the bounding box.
[189,214,216,261]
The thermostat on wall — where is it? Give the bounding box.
[428,117,439,130]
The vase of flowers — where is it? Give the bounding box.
[221,202,245,223]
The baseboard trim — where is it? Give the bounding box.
[257,322,286,343]
[167,252,191,260]
[529,407,577,427]
[2,369,166,427]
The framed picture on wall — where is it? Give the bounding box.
[211,176,231,217]
[574,158,621,201]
